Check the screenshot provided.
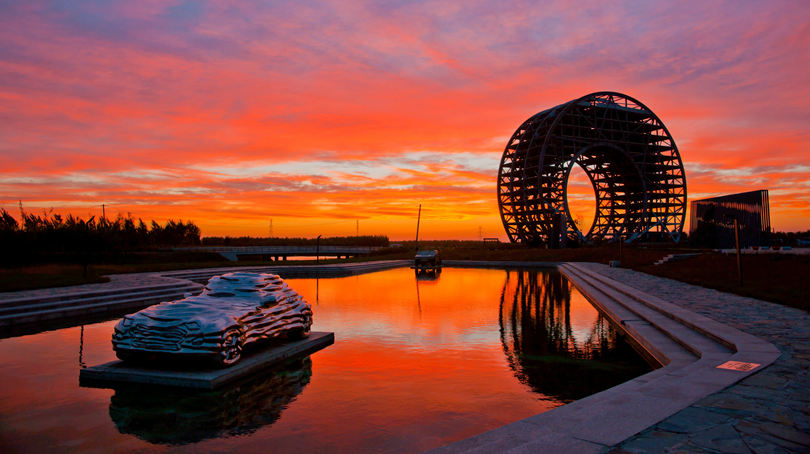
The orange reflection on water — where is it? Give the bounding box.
[290,268,602,347]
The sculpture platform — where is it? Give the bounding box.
[80,331,334,390]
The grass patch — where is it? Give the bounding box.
[636,252,810,313]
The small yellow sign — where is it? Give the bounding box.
[716,361,760,372]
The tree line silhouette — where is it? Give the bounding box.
[0,208,201,266]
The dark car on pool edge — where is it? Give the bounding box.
[414,249,441,270]
[112,272,312,367]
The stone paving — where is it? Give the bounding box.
[581,263,810,454]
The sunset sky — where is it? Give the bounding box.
[1,0,808,240]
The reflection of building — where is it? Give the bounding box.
[689,190,771,248]
[109,358,311,445]
[499,270,650,402]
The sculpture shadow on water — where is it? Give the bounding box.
[108,357,312,445]
[499,270,652,403]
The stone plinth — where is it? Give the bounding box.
[80,331,334,390]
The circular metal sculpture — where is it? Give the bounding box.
[497,92,686,245]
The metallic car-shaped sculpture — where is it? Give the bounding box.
[112,272,312,366]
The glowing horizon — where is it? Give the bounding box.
[2,1,808,240]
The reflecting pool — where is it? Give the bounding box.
[0,267,651,452]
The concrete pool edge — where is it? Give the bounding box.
[429,262,781,453]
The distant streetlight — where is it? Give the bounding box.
[734,220,743,287]
[415,204,421,250]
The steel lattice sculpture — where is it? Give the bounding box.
[497,92,687,245]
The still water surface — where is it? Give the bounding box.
[0,268,651,452]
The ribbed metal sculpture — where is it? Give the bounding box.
[113,272,313,366]
[498,92,686,245]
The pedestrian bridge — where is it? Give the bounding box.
[174,246,383,262]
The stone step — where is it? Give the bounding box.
[562,264,729,361]
[0,284,201,316]
[560,264,696,367]
[566,264,774,356]
[0,281,200,308]
[0,288,199,326]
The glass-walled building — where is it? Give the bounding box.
[689,190,770,248]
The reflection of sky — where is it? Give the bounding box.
[290,267,603,350]
[2,0,808,237]
[568,291,603,344]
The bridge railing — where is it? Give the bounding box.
[173,246,383,254]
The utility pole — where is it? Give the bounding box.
[415,204,422,249]
[734,219,743,287]
[479,226,483,241]
[316,234,322,264]
[269,219,273,237]
[356,219,359,237]
[102,204,105,220]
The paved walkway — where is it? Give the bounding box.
[581,263,810,453]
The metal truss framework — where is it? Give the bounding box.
[498,92,687,245]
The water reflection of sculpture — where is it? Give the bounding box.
[109,358,311,445]
[499,270,650,402]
